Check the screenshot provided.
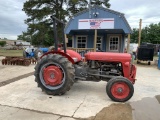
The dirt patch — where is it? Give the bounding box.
[80,103,132,120]
[0,72,34,87]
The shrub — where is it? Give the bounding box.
[0,41,6,47]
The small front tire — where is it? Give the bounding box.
[106,77,134,102]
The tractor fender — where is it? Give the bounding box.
[40,51,75,64]
[63,50,82,62]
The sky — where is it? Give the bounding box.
[0,0,160,40]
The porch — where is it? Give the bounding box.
[67,29,126,53]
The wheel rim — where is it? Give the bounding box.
[43,66,63,86]
[111,82,130,99]
[39,62,65,90]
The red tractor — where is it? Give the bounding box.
[34,16,136,102]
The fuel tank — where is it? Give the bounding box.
[85,52,131,62]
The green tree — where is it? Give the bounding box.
[22,0,67,46]
[131,22,160,44]
[17,32,31,41]
[19,0,111,46]
[0,41,6,47]
[131,28,139,43]
[147,23,160,44]
[66,0,88,17]
[90,0,110,8]
[67,0,110,17]
[17,34,24,40]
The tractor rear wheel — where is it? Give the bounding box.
[106,77,134,102]
[34,54,75,95]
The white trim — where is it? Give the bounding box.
[76,35,88,48]
[109,36,120,52]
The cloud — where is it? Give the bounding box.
[110,0,160,28]
[0,0,27,40]
[0,0,160,39]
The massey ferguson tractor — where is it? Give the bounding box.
[34,16,137,102]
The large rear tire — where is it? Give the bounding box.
[34,54,75,95]
[106,77,134,102]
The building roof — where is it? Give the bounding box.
[74,5,125,17]
[65,5,132,34]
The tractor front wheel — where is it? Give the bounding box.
[34,54,75,95]
[106,77,134,102]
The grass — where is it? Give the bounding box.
[0,49,23,56]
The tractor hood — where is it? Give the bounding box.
[85,52,131,62]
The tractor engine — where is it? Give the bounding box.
[74,60,123,82]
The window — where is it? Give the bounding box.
[96,36,102,50]
[77,36,87,48]
[109,36,119,51]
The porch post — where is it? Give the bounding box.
[127,34,130,53]
[94,29,97,52]
[64,34,68,48]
